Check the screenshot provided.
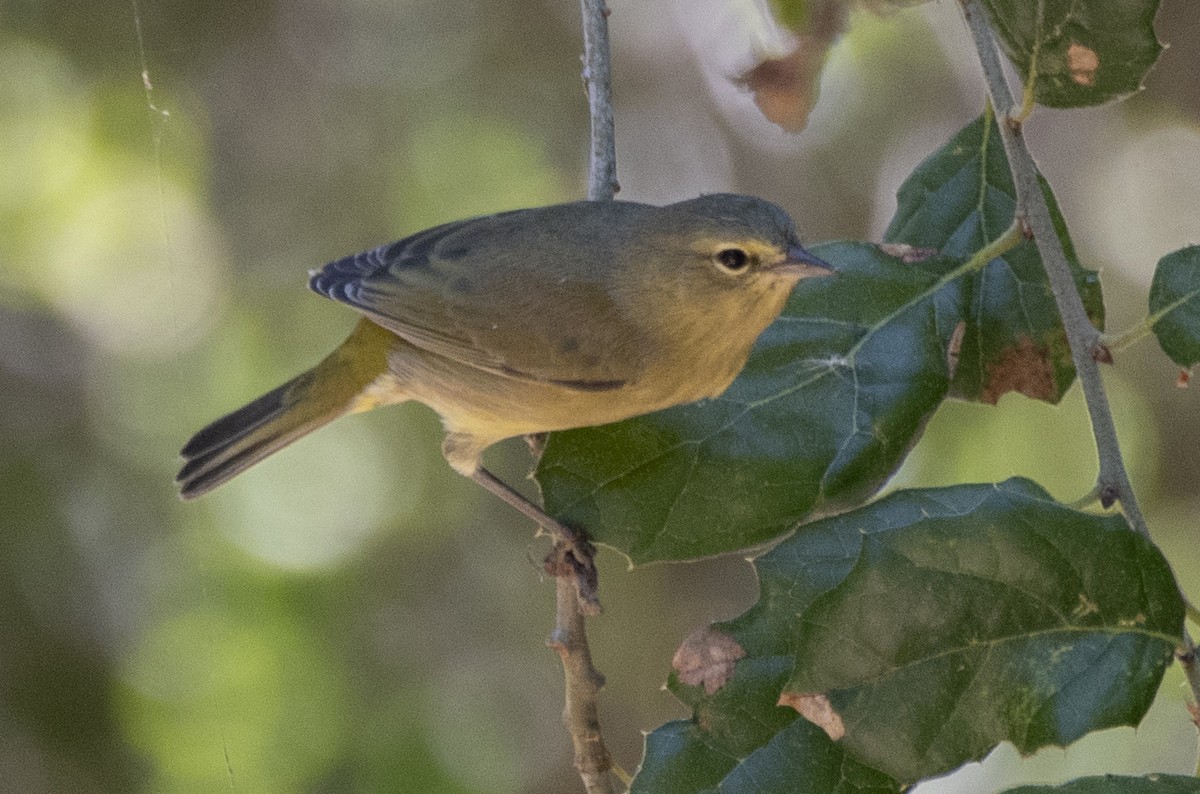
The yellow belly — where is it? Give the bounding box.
[378,335,736,443]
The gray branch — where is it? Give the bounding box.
[580,0,618,201]
[546,2,620,792]
[960,0,1147,537]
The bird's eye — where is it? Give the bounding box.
[715,248,751,272]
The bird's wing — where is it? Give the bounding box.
[309,205,649,390]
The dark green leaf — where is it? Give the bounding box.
[633,721,737,794]
[634,662,898,793]
[1148,245,1200,367]
[980,0,1163,108]
[670,656,798,757]
[537,115,1100,563]
[633,479,1181,790]
[712,718,897,794]
[885,113,1103,403]
[783,479,1183,783]
[1004,774,1200,793]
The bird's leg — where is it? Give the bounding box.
[469,467,600,615]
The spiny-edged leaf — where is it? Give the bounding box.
[886,113,1103,403]
[634,659,898,793]
[633,479,1181,790]
[980,0,1163,108]
[1148,245,1200,368]
[538,241,961,563]
[783,479,1184,783]
[1004,774,1200,793]
[538,115,1098,564]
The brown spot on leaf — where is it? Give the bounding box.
[946,321,967,380]
[980,336,1056,404]
[1067,43,1100,87]
[779,692,845,741]
[1178,369,1191,389]
[878,243,939,264]
[1092,343,1113,364]
[672,627,746,695]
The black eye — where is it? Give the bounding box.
[715,248,750,272]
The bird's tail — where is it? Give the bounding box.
[176,318,398,499]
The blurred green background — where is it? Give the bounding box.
[2,1,1199,791]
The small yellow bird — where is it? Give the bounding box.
[176,194,831,564]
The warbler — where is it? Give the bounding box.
[176,194,832,550]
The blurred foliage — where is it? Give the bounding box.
[2,1,1199,792]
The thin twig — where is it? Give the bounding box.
[960,0,1200,737]
[580,0,618,201]
[548,564,614,793]
[961,0,1146,537]
[545,1,619,791]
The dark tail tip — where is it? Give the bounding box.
[176,373,314,499]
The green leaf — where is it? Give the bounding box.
[1004,774,1200,793]
[634,661,899,793]
[708,718,898,794]
[1148,244,1200,368]
[633,480,1182,789]
[979,0,1163,108]
[633,721,738,794]
[885,113,1103,403]
[783,479,1184,783]
[537,115,1101,563]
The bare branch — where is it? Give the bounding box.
[580,0,618,201]
[549,562,614,793]
[542,2,621,791]
[960,0,1148,538]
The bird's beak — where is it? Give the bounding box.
[776,242,835,278]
